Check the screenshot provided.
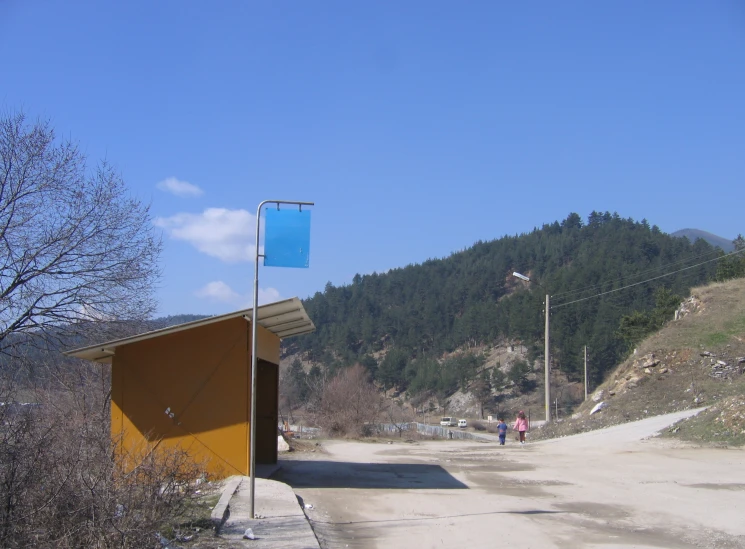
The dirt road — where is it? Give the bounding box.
[276,411,745,549]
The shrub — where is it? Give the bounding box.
[481,422,498,433]
[0,363,208,548]
[317,364,383,437]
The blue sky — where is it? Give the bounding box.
[2,2,744,316]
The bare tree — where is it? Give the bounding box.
[279,358,312,424]
[303,364,327,420]
[0,111,161,354]
[470,369,493,419]
[278,366,295,424]
[0,111,197,547]
[384,399,414,437]
[409,392,428,416]
[318,364,382,437]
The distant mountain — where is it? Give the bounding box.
[671,229,734,252]
[150,314,211,330]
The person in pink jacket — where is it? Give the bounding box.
[513,411,528,444]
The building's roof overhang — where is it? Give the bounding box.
[64,297,314,364]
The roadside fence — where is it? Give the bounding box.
[280,421,493,441]
[376,422,489,441]
[280,423,321,438]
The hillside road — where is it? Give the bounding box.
[277,409,745,549]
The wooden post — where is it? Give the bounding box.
[584,345,588,400]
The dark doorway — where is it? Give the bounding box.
[255,359,279,464]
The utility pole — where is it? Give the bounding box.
[512,273,551,424]
[584,345,588,400]
[545,294,551,423]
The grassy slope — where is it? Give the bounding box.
[533,278,745,446]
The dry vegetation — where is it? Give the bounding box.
[316,364,383,437]
[0,361,212,548]
[0,111,228,548]
[661,395,745,447]
[532,279,745,446]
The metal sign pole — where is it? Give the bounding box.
[249,199,313,519]
[249,200,264,520]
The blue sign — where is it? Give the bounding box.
[264,208,311,268]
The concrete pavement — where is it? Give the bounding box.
[278,408,744,549]
[212,467,320,549]
[209,409,708,548]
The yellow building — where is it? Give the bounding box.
[66,298,314,478]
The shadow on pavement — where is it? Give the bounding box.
[276,460,468,489]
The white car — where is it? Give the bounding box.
[458,419,467,428]
[440,417,457,427]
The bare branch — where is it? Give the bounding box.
[0,111,162,354]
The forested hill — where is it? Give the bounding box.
[285,212,722,393]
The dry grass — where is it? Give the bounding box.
[640,278,745,351]
[288,438,326,453]
[661,395,745,447]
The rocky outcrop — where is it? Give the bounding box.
[675,295,702,320]
[701,351,745,379]
[635,353,661,370]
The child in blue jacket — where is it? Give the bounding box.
[497,418,508,445]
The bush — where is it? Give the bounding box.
[317,364,383,437]
[472,421,487,431]
[485,422,500,434]
[0,362,208,548]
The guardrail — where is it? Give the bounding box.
[376,422,489,441]
[279,424,321,437]
[281,421,493,441]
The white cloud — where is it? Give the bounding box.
[156,177,204,197]
[195,281,281,307]
[154,208,256,262]
[194,281,240,303]
[258,287,281,305]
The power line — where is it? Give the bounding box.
[550,246,726,300]
[551,248,744,310]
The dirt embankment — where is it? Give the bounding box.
[533,278,745,446]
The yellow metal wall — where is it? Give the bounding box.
[111,317,280,477]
